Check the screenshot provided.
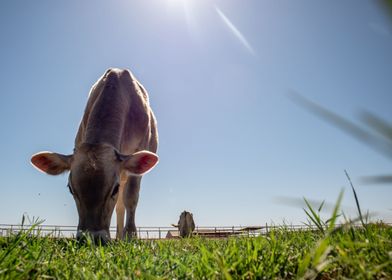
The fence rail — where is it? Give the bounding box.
[0,223,389,240]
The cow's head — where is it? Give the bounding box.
[31,143,158,243]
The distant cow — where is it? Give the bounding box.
[31,68,159,243]
[174,211,195,238]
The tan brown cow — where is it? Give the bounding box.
[30,68,159,242]
[175,211,195,238]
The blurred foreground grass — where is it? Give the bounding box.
[0,223,391,279]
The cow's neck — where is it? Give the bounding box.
[85,89,127,149]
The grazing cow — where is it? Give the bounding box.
[30,68,159,243]
[176,211,195,238]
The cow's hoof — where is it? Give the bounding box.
[122,230,137,241]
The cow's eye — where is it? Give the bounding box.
[112,183,120,197]
[67,183,74,195]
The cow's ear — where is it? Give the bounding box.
[120,151,158,175]
[31,152,72,175]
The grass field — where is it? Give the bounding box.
[1,222,391,279]
[1,189,391,279]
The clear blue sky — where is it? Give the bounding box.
[0,0,391,227]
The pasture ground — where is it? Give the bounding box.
[0,223,391,279]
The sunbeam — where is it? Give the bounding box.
[215,5,256,56]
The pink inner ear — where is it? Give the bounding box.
[32,154,51,172]
[136,154,158,174]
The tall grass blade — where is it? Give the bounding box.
[288,91,392,159]
[327,189,344,232]
[289,92,392,185]
[361,111,392,141]
[344,170,365,227]
[303,198,324,233]
[318,200,325,212]
[362,175,392,184]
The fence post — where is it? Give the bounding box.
[265,223,268,235]
[159,227,161,239]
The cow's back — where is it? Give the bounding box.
[75,68,158,156]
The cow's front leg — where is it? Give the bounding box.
[115,181,126,240]
[123,176,141,240]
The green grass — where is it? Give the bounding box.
[1,189,391,279]
[0,223,391,279]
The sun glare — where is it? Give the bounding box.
[165,0,255,56]
[215,6,256,56]
[167,0,190,7]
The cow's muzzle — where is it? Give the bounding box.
[76,229,111,245]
